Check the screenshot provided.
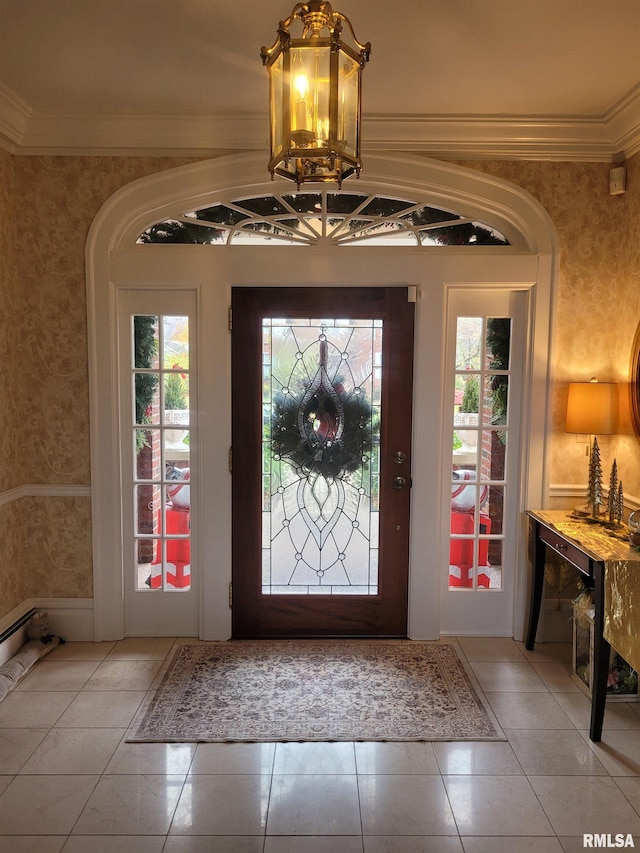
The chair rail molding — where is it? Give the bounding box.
[0,484,91,507]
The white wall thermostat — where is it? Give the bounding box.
[610,166,626,196]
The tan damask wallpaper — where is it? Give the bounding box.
[1,151,639,620]
[13,156,198,486]
[0,148,26,616]
[0,501,29,608]
[1,155,198,615]
[23,496,93,599]
[457,156,640,504]
[0,147,21,490]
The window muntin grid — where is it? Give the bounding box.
[132,314,192,592]
[449,316,511,592]
[137,193,510,247]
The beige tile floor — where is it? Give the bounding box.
[1,636,640,851]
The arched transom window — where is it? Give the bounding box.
[138,192,510,247]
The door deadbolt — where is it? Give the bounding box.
[394,451,407,464]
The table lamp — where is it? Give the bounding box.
[566,378,618,518]
[566,379,618,438]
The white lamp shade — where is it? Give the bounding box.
[566,382,618,434]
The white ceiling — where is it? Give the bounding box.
[1,0,640,160]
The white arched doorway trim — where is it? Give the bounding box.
[87,152,558,641]
[93,152,555,253]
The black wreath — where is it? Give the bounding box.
[271,381,376,479]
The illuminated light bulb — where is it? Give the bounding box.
[294,74,309,100]
[294,74,309,131]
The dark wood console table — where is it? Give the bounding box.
[525,509,639,742]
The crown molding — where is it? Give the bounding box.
[365,114,625,162]
[604,82,640,158]
[1,110,266,157]
[0,83,31,152]
[1,85,639,161]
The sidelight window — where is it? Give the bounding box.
[132,315,191,592]
[449,317,511,591]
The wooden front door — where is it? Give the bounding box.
[232,286,414,638]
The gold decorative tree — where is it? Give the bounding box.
[608,459,619,524]
[617,481,624,524]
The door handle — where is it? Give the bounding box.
[393,476,407,491]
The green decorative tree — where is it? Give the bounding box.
[164,370,188,410]
[133,316,159,564]
[138,219,224,244]
[460,374,479,413]
[587,437,604,519]
[486,317,510,444]
[134,316,159,451]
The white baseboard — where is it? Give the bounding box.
[0,598,94,642]
[439,630,515,639]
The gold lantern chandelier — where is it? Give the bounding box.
[261,1,371,189]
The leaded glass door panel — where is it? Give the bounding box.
[232,287,414,637]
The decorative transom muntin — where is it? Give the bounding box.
[137,192,510,247]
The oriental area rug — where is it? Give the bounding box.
[128,640,504,743]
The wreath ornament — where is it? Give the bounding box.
[271,339,374,480]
